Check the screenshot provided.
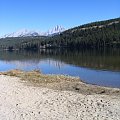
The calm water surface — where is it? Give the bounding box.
[0,49,120,88]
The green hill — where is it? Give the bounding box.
[0,18,120,50]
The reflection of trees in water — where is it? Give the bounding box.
[0,48,120,71]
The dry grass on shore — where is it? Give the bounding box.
[1,69,120,96]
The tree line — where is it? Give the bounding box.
[0,18,120,50]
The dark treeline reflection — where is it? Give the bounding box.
[0,48,120,71]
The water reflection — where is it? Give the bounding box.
[0,48,120,88]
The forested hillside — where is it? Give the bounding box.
[0,18,120,50]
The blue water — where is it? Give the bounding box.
[0,59,120,88]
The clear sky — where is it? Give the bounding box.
[0,0,120,36]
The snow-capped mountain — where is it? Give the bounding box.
[2,29,42,38]
[1,29,45,38]
[1,25,65,38]
[46,25,65,36]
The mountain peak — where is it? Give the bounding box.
[47,25,65,35]
[1,25,65,38]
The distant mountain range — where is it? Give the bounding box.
[1,25,65,38]
[0,17,120,50]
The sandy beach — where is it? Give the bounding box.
[0,70,120,120]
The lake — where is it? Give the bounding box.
[0,48,120,88]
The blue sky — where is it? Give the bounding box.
[0,0,120,36]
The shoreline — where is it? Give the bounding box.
[0,70,120,119]
[1,69,120,96]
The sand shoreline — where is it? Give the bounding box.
[0,70,120,120]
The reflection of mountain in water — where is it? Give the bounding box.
[5,60,39,69]
[0,48,120,71]
[4,59,66,70]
